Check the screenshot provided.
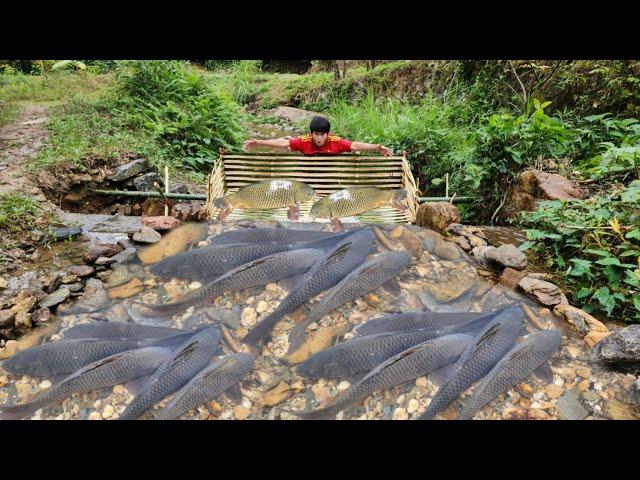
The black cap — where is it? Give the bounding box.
[309,116,330,133]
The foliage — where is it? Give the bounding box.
[0,192,42,234]
[519,182,640,321]
[109,61,245,171]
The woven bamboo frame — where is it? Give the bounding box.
[205,151,420,224]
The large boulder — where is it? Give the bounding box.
[519,277,568,306]
[416,202,460,234]
[505,169,583,218]
[133,172,164,191]
[595,325,640,371]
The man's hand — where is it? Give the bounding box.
[243,140,259,151]
[377,144,394,157]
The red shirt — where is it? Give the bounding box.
[289,133,352,155]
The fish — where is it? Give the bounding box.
[242,229,376,347]
[309,187,408,231]
[153,353,255,420]
[209,228,337,245]
[62,322,183,340]
[353,307,509,337]
[416,307,525,420]
[213,179,315,221]
[149,231,357,280]
[136,249,324,318]
[290,334,474,419]
[1,327,210,377]
[0,347,172,420]
[457,329,562,420]
[286,251,412,355]
[118,326,222,420]
[295,315,507,380]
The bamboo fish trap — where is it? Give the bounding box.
[206,151,419,224]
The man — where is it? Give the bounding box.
[243,116,394,156]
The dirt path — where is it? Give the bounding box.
[0,104,49,197]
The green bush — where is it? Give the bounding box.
[110,61,245,171]
[519,182,640,321]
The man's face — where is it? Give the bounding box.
[311,131,328,147]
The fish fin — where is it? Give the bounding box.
[124,375,153,397]
[381,278,401,295]
[277,273,305,294]
[347,371,367,384]
[286,319,313,356]
[330,218,344,232]
[287,204,301,221]
[224,383,243,404]
[533,361,554,384]
[428,363,456,388]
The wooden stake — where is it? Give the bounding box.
[164,165,169,216]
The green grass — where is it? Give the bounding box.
[0,72,111,104]
[0,101,22,128]
[0,192,42,233]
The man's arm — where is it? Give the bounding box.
[350,141,394,157]
[243,137,292,151]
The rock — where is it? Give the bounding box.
[417,229,444,253]
[132,226,162,244]
[68,265,94,278]
[407,399,420,414]
[286,324,349,364]
[575,366,591,379]
[142,216,180,231]
[57,279,108,314]
[415,377,428,388]
[83,243,124,264]
[38,380,52,390]
[103,266,134,288]
[108,158,149,182]
[556,391,589,420]
[39,288,71,308]
[49,226,82,241]
[241,308,257,327]
[170,182,190,194]
[88,411,102,420]
[485,244,527,270]
[390,226,404,240]
[256,301,269,314]
[553,304,609,337]
[392,407,409,420]
[14,310,32,329]
[0,310,16,328]
[108,278,143,299]
[500,267,527,290]
[505,170,584,218]
[337,381,350,391]
[595,325,640,371]
[416,202,460,234]
[544,384,563,399]
[519,277,565,306]
[585,331,612,348]
[61,274,79,284]
[170,203,207,222]
[133,172,164,191]
[31,307,52,324]
[233,405,251,420]
[468,235,487,248]
[399,229,423,259]
[108,248,137,265]
[102,404,115,419]
[603,399,640,420]
[433,239,460,261]
[421,263,477,303]
[453,235,472,251]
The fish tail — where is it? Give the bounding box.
[242,314,278,347]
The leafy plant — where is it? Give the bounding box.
[519,182,640,321]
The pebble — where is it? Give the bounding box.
[532,391,544,401]
[396,394,406,405]
[102,404,115,419]
[407,399,420,414]
[93,400,102,409]
[578,379,591,392]
[392,407,409,420]
[246,296,255,305]
[241,308,257,327]
[88,411,102,420]
[113,385,124,395]
[256,301,269,314]
[544,384,564,399]
[233,405,251,420]
[576,367,592,379]
[337,381,350,391]
[415,377,428,388]
[266,283,278,292]
[38,380,52,390]
[594,382,603,391]
[189,281,202,290]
